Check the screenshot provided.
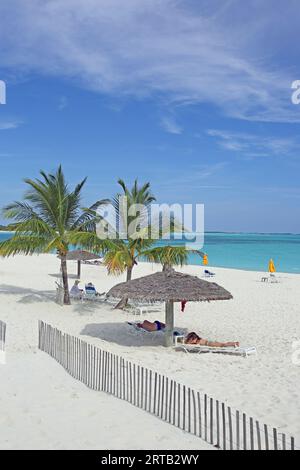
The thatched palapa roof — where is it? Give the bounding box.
[108,269,233,303]
[58,250,101,261]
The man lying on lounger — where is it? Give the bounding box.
[136,321,239,348]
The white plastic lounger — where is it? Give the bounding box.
[175,340,257,358]
[126,301,162,316]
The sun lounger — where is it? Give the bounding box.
[83,286,106,301]
[204,269,215,278]
[174,338,256,358]
[261,274,279,283]
[83,259,103,266]
[126,300,163,316]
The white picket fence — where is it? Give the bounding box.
[38,321,297,451]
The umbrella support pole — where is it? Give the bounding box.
[77,260,81,279]
[165,301,174,347]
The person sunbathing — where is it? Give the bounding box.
[136,322,239,348]
[185,332,239,348]
[136,320,165,331]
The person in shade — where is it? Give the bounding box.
[70,280,84,299]
[136,320,166,332]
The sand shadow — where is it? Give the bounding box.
[71,299,116,315]
[81,322,187,348]
[0,284,55,304]
[48,273,79,280]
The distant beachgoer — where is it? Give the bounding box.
[70,280,83,299]
[85,283,105,297]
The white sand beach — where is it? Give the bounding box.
[0,254,299,449]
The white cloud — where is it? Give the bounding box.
[58,96,68,110]
[207,129,299,158]
[160,116,182,135]
[0,0,299,122]
[160,161,229,187]
[0,120,22,130]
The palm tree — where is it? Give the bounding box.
[109,178,156,282]
[102,179,203,307]
[0,166,108,305]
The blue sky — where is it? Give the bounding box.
[1,0,300,232]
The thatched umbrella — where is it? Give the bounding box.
[108,268,233,347]
[58,250,102,278]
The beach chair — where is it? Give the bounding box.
[83,285,106,301]
[126,300,163,316]
[269,274,279,283]
[204,269,215,278]
[174,337,257,358]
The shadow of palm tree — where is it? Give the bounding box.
[0,284,55,304]
[72,300,114,315]
[48,273,79,280]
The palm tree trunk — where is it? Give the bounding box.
[61,256,71,305]
[163,263,172,272]
[114,265,133,310]
[126,265,133,282]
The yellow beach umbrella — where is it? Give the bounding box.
[203,254,209,266]
[269,259,276,273]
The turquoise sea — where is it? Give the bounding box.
[1,232,300,273]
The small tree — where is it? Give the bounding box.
[0,166,108,305]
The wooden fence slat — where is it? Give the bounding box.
[222,402,226,450]
[188,388,192,434]
[144,368,148,411]
[149,370,152,413]
[210,398,214,445]
[168,380,173,424]
[204,394,208,442]
[141,367,144,410]
[216,401,220,449]
[291,437,295,451]
[192,390,197,436]
[273,428,278,451]
[164,377,169,421]
[282,433,286,451]
[153,372,158,415]
[160,375,165,419]
[129,362,133,404]
[250,418,254,450]
[137,365,141,408]
[264,424,269,450]
[157,374,161,417]
[122,359,126,400]
[256,421,262,450]
[183,385,186,431]
[173,381,176,426]
[243,413,247,450]
[177,384,181,429]
[197,392,202,438]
